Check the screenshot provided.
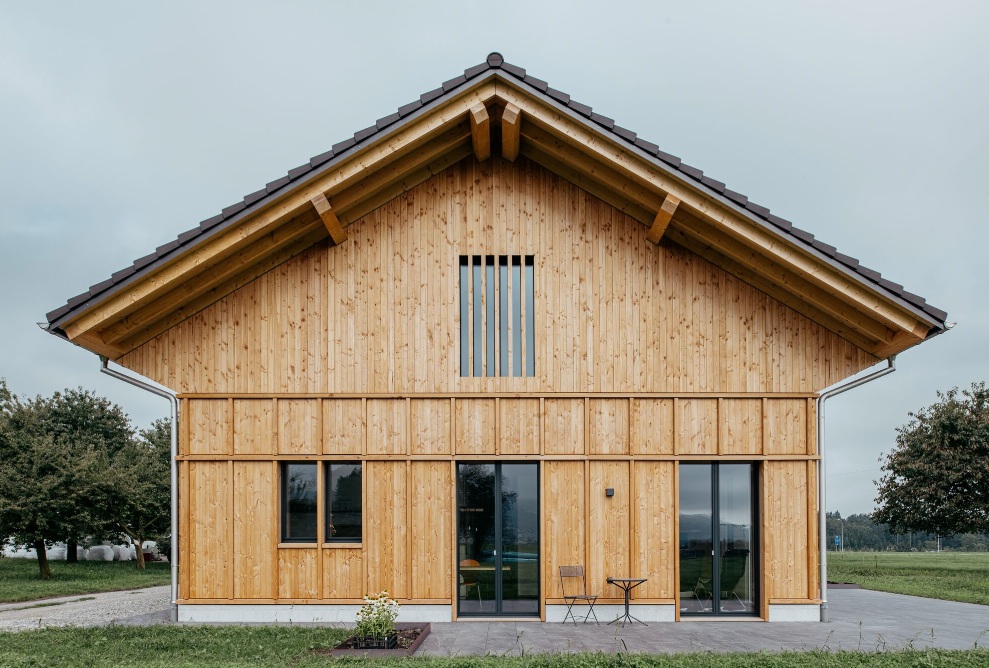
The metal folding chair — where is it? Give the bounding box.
[559,565,599,625]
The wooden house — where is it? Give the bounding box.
[45,54,947,623]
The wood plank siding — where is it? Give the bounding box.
[121,156,857,612]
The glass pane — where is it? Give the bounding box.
[500,464,539,615]
[473,257,483,377]
[460,258,469,376]
[525,257,535,377]
[457,464,497,615]
[512,257,522,377]
[327,463,362,541]
[679,464,713,613]
[718,464,755,614]
[283,463,317,542]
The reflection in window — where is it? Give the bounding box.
[281,463,317,542]
[326,462,362,542]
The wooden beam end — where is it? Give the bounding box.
[311,194,348,245]
[645,194,681,244]
[470,103,491,162]
[501,103,521,162]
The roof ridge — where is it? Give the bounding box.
[45,53,947,327]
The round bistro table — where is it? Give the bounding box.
[606,577,647,627]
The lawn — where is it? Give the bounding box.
[828,552,989,605]
[0,626,986,668]
[0,558,170,603]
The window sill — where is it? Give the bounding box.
[278,542,318,549]
[324,542,362,549]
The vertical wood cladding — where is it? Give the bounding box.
[120,156,875,395]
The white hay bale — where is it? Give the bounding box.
[48,547,67,560]
[87,545,114,561]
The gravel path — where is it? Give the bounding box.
[0,585,170,632]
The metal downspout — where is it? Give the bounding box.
[99,356,180,623]
[817,356,895,622]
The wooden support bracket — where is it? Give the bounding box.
[470,103,491,162]
[645,194,680,244]
[311,193,348,245]
[501,103,521,161]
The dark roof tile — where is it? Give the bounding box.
[656,150,681,168]
[442,75,467,91]
[612,125,637,142]
[523,75,548,91]
[110,265,136,283]
[287,163,313,179]
[679,163,703,180]
[177,228,200,244]
[812,239,837,256]
[67,292,91,308]
[221,201,247,218]
[858,267,881,281]
[767,214,792,231]
[546,87,570,104]
[590,112,615,129]
[464,63,487,78]
[354,125,377,142]
[701,176,726,193]
[420,87,444,104]
[899,290,926,307]
[309,151,334,168]
[486,52,504,67]
[331,137,357,154]
[569,100,593,117]
[790,228,814,244]
[155,240,180,256]
[745,201,770,217]
[266,175,291,191]
[634,137,660,154]
[925,305,948,322]
[46,304,72,322]
[133,253,157,270]
[375,112,400,129]
[199,214,224,231]
[834,252,859,268]
[88,278,114,294]
[398,100,422,116]
[724,189,748,206]
[501,63,526,78]
[243,189,267,206]
[879,278,904,293]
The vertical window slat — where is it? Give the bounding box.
[460,257,469,377]
[512,256,522,377]
[525,256,535,376]
[473,256,483,377]
[486,256,495,377]
[500,256,510,376]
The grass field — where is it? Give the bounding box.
[0,625,986,668]
[0,558,170,603]
[828,552,989,605]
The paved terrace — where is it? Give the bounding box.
[416,590,989,655]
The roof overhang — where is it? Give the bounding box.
[46,58,947,361]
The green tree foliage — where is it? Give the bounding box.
[0,381,119,578]
[106,419,171,570]
[873,382,989,537]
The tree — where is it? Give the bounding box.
[0,381,108,579]
[105,418,171,569]
[873,382,989,537]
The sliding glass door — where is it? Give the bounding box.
[679,463,758,616]
[457,463,539,617]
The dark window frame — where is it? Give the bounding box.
[280,462,318,544]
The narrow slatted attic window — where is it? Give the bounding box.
[460,255,535,377]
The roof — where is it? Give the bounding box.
[45,53,948,357]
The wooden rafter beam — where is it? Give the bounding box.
[311,193,348,245]
[501,103,521,161]
[645,194,680,244]
[470,103,491,161]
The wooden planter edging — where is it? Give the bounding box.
[330,622,431,658]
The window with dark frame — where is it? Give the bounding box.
[325,462,362,542]
[281,462,317,543]
[459,255,535,377]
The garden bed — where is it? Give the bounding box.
[327,622,430,658]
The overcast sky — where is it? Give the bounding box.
[2,2,986,515]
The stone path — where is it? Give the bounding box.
[0,585,170,632]
[415,590,989,655]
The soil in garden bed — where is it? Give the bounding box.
[325,622,431,658]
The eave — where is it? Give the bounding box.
[46,56,947,362]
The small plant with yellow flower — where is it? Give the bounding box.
[354,590,400,647]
